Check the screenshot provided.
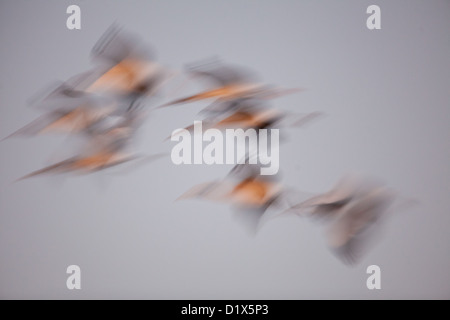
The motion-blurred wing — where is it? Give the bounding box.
[187,63,258,87]
[17,157,78,180]
[326,188,393,264]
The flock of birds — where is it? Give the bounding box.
[2,25,408,265]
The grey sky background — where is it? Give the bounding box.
[0,0,449,299]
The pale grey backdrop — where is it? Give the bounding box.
[0,0,449,299]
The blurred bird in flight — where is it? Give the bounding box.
[16,104,147,180]
[159,61,303,109]
[178,160,285,233]
[281,175,398,264]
